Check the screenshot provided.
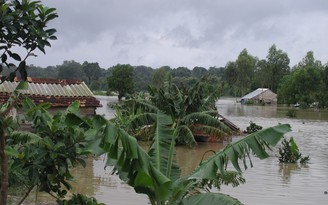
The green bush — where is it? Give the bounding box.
[286,110,296,118]
[57,194,105,205]
[244,121,262,134]
[278,137,309,163]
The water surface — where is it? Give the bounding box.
[18,96,328,204]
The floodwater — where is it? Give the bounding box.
[16,96,328,204]
[216,98,328,205]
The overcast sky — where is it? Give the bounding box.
[28,0,328,69]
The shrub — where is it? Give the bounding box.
[278,137,309,163]
[286,110,296,118]
[244,121,263,134]
[57,194,105,205]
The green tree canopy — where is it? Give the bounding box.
[0,0,58,82]
[133,65,153,92]
[151,66,171,88]
[57,60,86,80]
[278,51,325,107]
[264,44,290,92]
[172,66,191,78]
[192,66,207,78]
[82,61,102,85]
[107,64,135,101]
[208,66,225,79]
[235,49,257,96]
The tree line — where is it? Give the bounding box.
[18,44,328,108]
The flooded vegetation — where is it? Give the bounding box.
[76,96,327,205]
[15,96,328,205]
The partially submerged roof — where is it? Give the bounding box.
[241,88,269,100]
[0,77,101,108]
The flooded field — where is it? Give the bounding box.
[15,96,328,204]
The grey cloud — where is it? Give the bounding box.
[29,0,328,68]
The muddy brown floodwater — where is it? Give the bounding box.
[16,96,328,204]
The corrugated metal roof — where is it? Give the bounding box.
[0,78,101,108]
[0,81,94,97]
[241,88,268,100]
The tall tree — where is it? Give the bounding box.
[224,61,239,96]
[235,49,256,96]
[265,44,290,92]
[107,64,135,101]
[252,59,269,90]
[297,51,322,68]
[278,51,324,107]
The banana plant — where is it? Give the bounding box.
[87,111,291,205]
[111,75,231,146]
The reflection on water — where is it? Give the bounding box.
[278,163,309,184]
[217,97,328,121]
[71,156,149,205]
[21,96,328,204]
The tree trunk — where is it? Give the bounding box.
[0,127,8,205]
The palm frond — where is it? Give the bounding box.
[175,125,197,146]
[189,124,291,180]
[148,112,181,180]
[183,112,231,137]
[9,131,42,145]
[181,192,243,205]
[182,112,223,127]
[198,171,246,191]
[193,125,229,140]
[129,112,157,130]
[87,115,173,202]
[131,98,159,113]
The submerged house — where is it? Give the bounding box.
[240,88,277,105]
[0,77,102,116]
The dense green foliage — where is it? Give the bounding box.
[277,51,327,108]
[87,111,291,205]
[7,99,93,204]
[278,137,309,164]
[0,0,57,82]
[2,85,292,205]
[57,194,105,205]
[111,75,229,146]
[107,64,135,101]
[0,1,58,204]
[244,121,263,134]
[24,44,328,109]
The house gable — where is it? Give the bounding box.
[241,88,277,104]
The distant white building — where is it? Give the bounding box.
[240,88,277,105]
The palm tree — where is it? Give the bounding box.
[87,112,291,205]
